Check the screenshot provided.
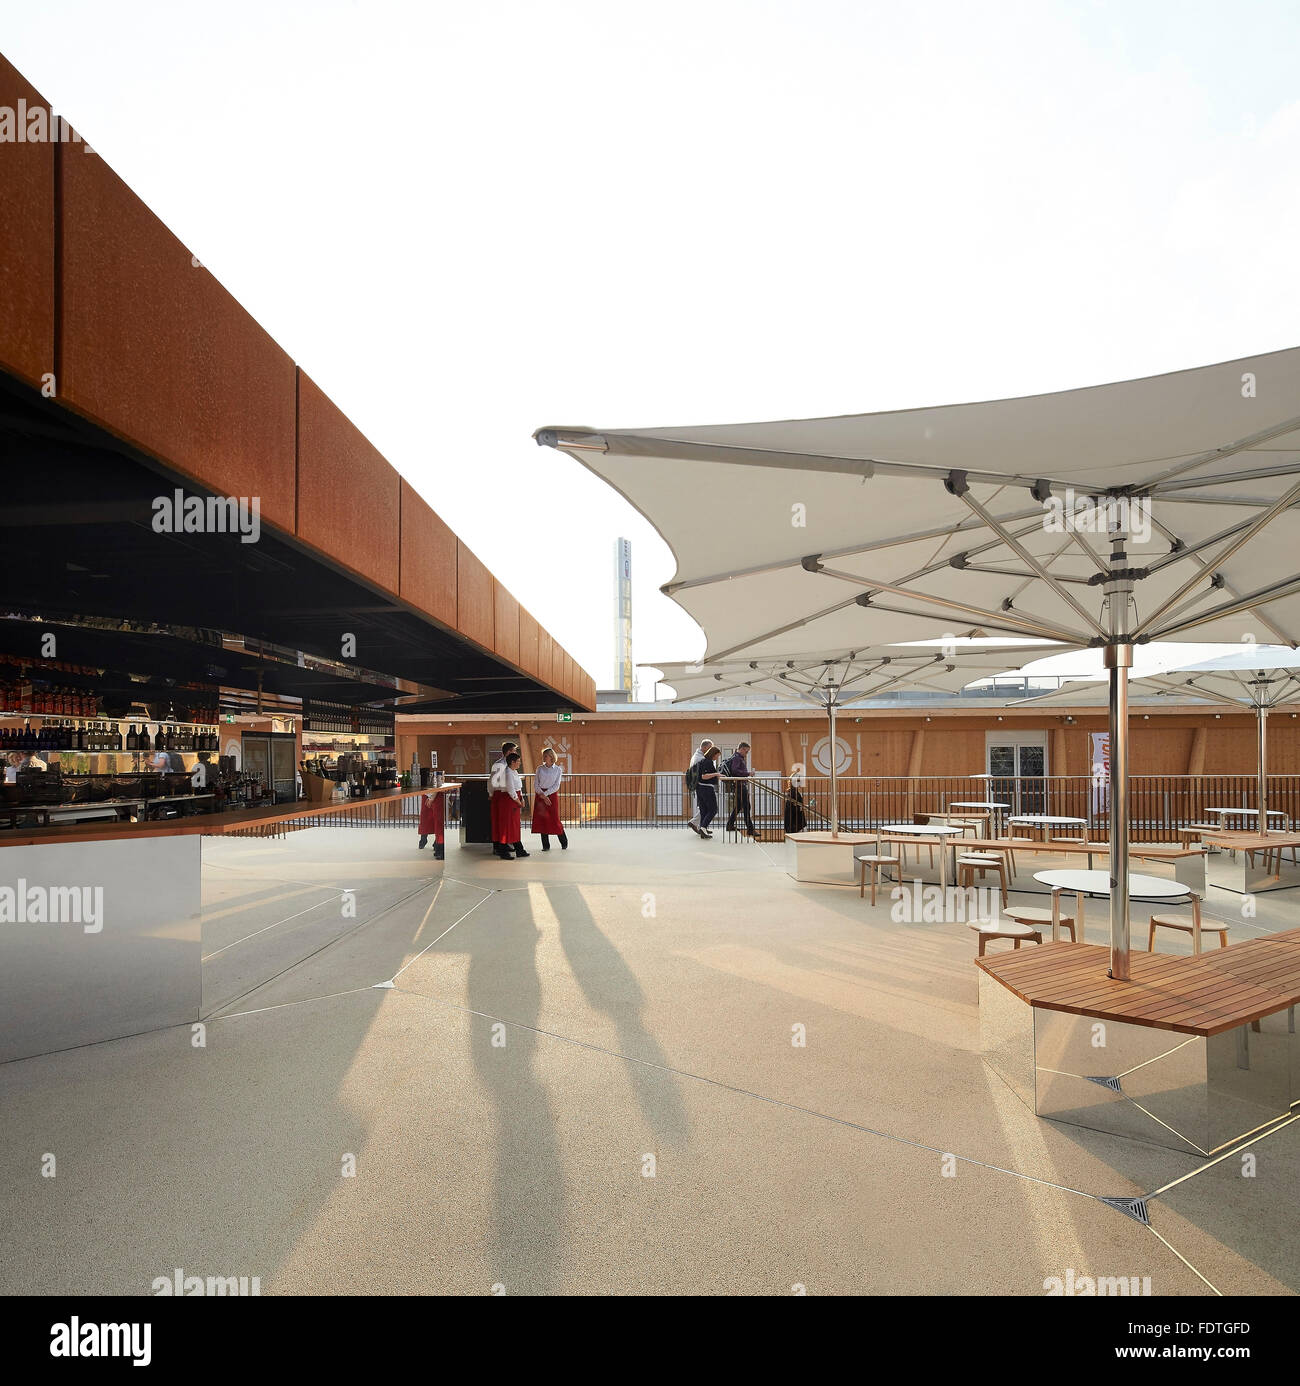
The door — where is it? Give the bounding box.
[985,732,1047,815]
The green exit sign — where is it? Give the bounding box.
[556,711,573,723]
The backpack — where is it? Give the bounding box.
[685,758,703,793]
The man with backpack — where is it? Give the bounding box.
[685,738,713,837]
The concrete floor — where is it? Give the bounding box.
[1,825,1297,1295]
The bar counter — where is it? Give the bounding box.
[0,783,461,848]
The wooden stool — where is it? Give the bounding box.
[967,920,1041,956]
[1003,905,1076,943]
[1181,823,1220,849]
[1148,909,1227,955]
[957,852,1009,907]
[857,852,900,905]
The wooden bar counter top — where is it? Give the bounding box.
[0,783,461,849]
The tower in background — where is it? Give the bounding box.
[614,537,633,692]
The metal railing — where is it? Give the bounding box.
[451,772,1300,843]
[215,772,1300,843]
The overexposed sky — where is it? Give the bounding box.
[8,1,1300,690]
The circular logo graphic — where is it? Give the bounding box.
[811,735,853,776]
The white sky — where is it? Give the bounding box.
[8,1,1300,692]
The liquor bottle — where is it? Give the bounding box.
[126,724,138,751]
[140,724,152,752]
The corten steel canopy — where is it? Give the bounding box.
[649,643,1055,833]
[0,46,592,717]
[538,346,1300,980]
[0,371,574,715]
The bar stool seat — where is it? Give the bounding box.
[856,852,900,906]
[1002,905,1076,942]
[957,852,1009,907]
[967,920,1041,956]
[1149,913,1229,952]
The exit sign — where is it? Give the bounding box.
[556,712,573,723]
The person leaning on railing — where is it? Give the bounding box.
[722,741,756,837]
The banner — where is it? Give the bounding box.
[1090,731,1110,815]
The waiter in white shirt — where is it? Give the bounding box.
[531,745,568,850]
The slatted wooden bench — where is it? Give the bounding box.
[976,927,1300,1036]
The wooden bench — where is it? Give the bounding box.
[976,928,1300,1155]
[976,928,1300,1037]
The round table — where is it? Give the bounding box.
[879,823,967,889]
[1009,815,1088,842]
[948,801,1010,837]
[1033,867,1190,943]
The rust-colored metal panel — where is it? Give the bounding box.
[295,372,400,593]
[399,479,457,628]
[493,582,519,664]
[59,146,296,532]
[456,541,494,650]
[0,56,54,388]
[517,607,540,679]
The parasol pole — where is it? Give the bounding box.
[1105,529,1134,982]
[1257,701,1269,835]
[828,694,839,837]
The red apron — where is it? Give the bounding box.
[497,794,521,843]
[418,791,444,842]
[531,787,563,835]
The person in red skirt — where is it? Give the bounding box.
[417,787,445,860]
[531,745,568,850]
[492,750,528,859]
[488,740,518,858]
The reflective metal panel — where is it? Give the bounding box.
[0,837,201,1063]
[1034,1006,1296,1156]
[978,970,1035,1108]
[1206,849,1300,895]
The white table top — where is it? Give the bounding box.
[1009,814,1087,826]
[1033,868,1189,899]
[1207,807,1288,819]
[879,822,964,836]
[948,801,1010,810]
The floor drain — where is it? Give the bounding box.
[1100,1196,1150,1224]
[1085,1075,1124,1093]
